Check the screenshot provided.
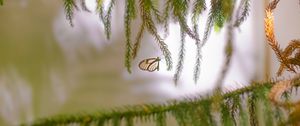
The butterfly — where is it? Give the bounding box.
[138,57,160,72]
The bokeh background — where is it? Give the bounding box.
[0,0,299,125]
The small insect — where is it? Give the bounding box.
[138,57,160,72]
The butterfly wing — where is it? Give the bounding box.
[138,57,160,72]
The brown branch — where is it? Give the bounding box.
[264,5,296,75]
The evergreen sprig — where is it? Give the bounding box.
[191,0,206,83]
[234,0,250,27]
[193,25,202,83]
[215,2,235,89]
[132,22,145,59]
[63,0,78,27]
[23,80,300,126]
[139,0,173,70]
[170,0,199,41]
[80,0,90,12]
[202,0,221,46]
[173,28,186,85]
[192,0,206,24]
[162,0,172,38]
[59,0,251,85]
[124,0,136,73]
[265,0,300,76]
[98,0,116,40]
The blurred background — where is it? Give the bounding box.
[0,0,299,125]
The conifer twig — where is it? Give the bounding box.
[80,0,91,12]
[193,25,202,83]
[63,0,78,27]
[264,1,296,75]
[174,28,186,85]
[215,0,235,89]
[234,0,250,27]
[139,0,173,70]
[24,81,296,126]
[215,24,234,89]
[124,0,136,73]
[132,22,145,59]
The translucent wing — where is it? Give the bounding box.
[138,57,160,72]
[147,61,159,72]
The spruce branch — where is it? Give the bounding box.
[162,0,172,38]
[248,93,258,126]
[156,113,166,126]
[105,0,116,40]
[264,5,296,75]
[150,1,163,23]
[80,0,91,12]
[215,6,235,89]
[63,0,78,27]
[193,25,202,83]
[173,28,186,85]
[221,100,235,126]
[190,0,206,84]
[124,0,136,73]
[24,80,300,126]
[98,0,116,40]
[200,98,216,126]
[264,0,300,77]
[192,0,206,24]
[234,0,250,27]
[202,0,221,47]
[277,40,300,75]
[170,0,200,42]
[132,22,145,59]
[139,0,173,71]
[234,95,249,126]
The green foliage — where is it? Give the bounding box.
[23,81,300,126]
[80,0,90,12]
[192,0,206,24]
[124,0,136,73]
[173,28,186,85]
[139,0,173,71]
[234,0,250,27]
[132,22,145,59]
[58,0,249,84]
[0,0,3,6]
[193,25,202,83]
[63,0,78,27]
